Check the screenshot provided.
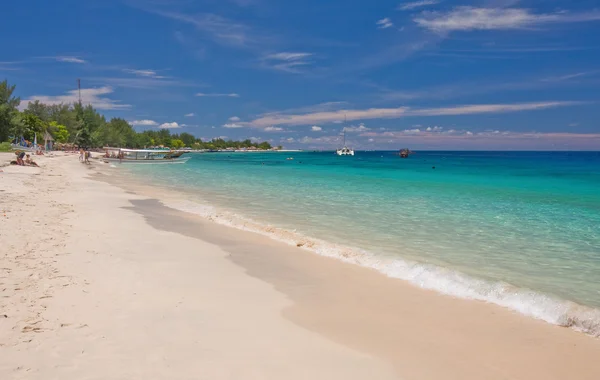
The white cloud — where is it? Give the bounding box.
[185,113,195,117]
[229,116,241,121]
[414,7,600,33]
[271,101,348,115]
[266,52,312,61]
[248,101,580,127]
[359,129,600,150]
[20,86,130,111]
[264,126,283,132]
[541,71,598,82]
[397,1,440,11]
[123,69,166,79]
[311,126,322,131]
[196,92,240,97]
[426,126,443,131]
[91,76,194,89]
[0,61,20,71]
[263,52,314,73]
[130,120,158,126]
[344,123,371,132]
[55,56,86,64]
[150,12,257,47]
[407,102,578,116]
[376,18,394,29]
[250,107,408,127]
[159,122,181,129]
[297,135,341,145]
[223,123,245,128]
[568,123,579,127]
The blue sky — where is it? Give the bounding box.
[2,0,599,150]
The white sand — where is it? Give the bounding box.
[0,153,397,379]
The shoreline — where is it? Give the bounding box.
[107,160,600,337]
[94,162,600,379]
[2,153,600,379]
[0,153,398,379]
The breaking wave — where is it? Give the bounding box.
[164,199,600,337]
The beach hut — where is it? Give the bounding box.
[44,131,54,151]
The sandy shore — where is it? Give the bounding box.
[1,153,600,379]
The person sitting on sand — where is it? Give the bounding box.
[25,154,39,167]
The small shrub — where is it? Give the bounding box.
[0,142,13,152]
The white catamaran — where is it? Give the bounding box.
[102,148,191,164]
[336,117,354,156]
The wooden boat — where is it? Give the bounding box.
[102,147,191,164]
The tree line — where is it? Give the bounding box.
[0,80,275,150]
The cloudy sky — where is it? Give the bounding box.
[2,0,600,150]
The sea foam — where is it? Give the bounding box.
[164,198,600,337]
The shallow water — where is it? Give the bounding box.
[124,151,600,335]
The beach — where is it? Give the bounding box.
[1,153,600,380]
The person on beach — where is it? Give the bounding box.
[24,154,39,167]
[16,151,25,166]
[79,149,84,162]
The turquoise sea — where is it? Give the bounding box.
[124,151,600,335]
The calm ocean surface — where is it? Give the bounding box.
[124,151,600,335]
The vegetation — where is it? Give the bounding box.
[0,80,21,143]
[0,79,275,150]
[0,142,11,152]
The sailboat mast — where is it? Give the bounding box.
[343,114,347,146]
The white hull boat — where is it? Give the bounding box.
[336,147,354,156]
[336,119,355,156]
[102,148,191,164]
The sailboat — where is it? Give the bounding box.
[336,116,355,156]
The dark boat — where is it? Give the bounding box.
[399,148,412,158]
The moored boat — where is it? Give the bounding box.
[102,147,191,164]
[336,116,355,156]
[399,148,413,158]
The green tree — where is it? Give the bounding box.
[134,133,153,148]
[51,122,70,143]
[0,80,20,142]
[4,79,277,150]
[48,104,78,138]
[179,132,196,147]
[74,103,91,147]
[25,100,50,122]
[171,139,185,149]
[157,129,172,147]
[258,141,272,150]
[20,113,46,141]
[92,117,135,147]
